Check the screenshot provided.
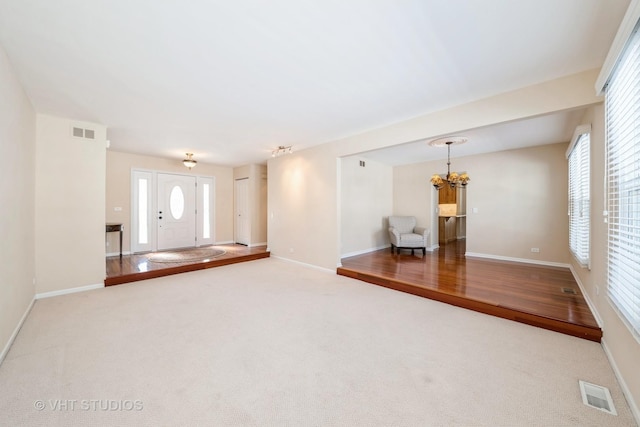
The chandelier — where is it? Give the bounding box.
[182,153,197,169]
[429,137,470,190]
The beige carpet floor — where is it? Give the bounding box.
[0,258,636,426]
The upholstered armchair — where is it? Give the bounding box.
[388,216,429,255]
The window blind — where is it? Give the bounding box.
[568,133,590,267]
[605,23,640,338]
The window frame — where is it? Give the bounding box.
[604,20,640,340]
[566,125,591,268]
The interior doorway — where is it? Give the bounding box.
[435,185,467,248]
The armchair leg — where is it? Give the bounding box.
[390,245,395,254]
[411,249,414,255]
[422,248,426,255]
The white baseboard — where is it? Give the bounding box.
[341,244,390,259]
[465,252,570,269]
[215,240,235,245]
[270,255,335,274]
[106,250,131,257]
[249,242,267,247]
[601,338,640,425]
[341,243,437,260]
[568,264,603,327]
[0,297,35,366]
[35,283,104,300]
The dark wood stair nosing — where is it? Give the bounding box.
[105,251,270,286]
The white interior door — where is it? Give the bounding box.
[158,173,196,250]
[235,178,250,245]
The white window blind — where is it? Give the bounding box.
[568,132,590,267]
[605,22,640,338]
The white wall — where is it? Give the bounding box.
[268,145,340,268]
[340,156,393,257]
[268,69,602,270]
[106,150,235,251]
[394,143,570,264]
[0,44,36,359]
[35,115,106,294]
[393,164,434,244]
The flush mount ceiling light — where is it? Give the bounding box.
[272,145,293,157]
[182,153,197,169]
[428,136,470,189]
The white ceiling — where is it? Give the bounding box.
[0,0,629,166]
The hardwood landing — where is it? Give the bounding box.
[105,244,270,286]
[338,240,602,342]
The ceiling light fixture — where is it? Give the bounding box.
[182,153,197,169]
[429,137,470,189]
[272,145,293,157]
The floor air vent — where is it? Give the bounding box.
[579,380,617,415]
[561,287,577,294]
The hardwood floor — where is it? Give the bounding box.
[105,244,270,286]
[338,239,602,342]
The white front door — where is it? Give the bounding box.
[157,173,196,250]
[235,178,250,245]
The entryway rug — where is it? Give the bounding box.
[146,247,226,263]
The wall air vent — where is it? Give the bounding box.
[72,127,96,139]
[579,380,617,415]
